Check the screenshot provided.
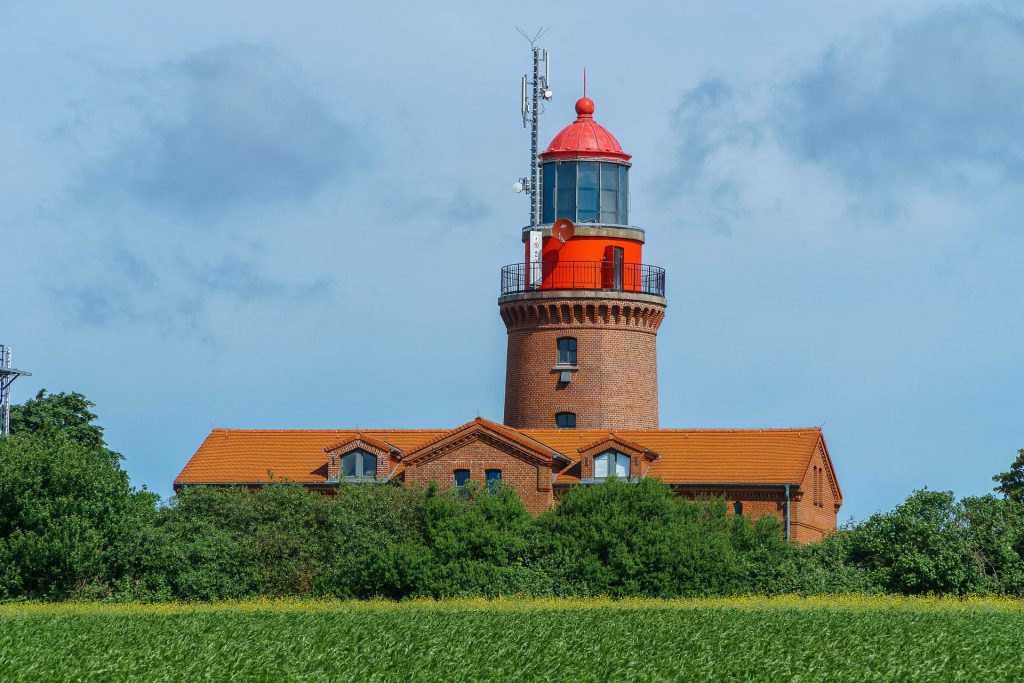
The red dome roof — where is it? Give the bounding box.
[540,97,631,162]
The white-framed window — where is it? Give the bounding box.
[340,448,377,481]
[593,450,630,479]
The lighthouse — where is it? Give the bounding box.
[500,89,667,430]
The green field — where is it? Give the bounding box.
[1,596,1022,681]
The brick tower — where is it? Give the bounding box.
[500,95,667,430]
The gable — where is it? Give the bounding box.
[800,434,843,504]
[402,419,557,469]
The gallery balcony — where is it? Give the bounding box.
[499,261,666,298]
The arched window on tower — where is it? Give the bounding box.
[593,450,630,480]
[556,412,576,429]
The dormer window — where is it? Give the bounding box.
[341,448,377,481]
[593,449,630,480]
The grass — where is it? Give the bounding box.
[1,596,1023,681]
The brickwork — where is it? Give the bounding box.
[403,436,555,513]
[500,295,666,429]
[673,486,788,523]
[324,438,392,481]
[790,441,840,543]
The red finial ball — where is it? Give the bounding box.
[575,97,595,117]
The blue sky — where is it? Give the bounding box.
[2,1,1022,521]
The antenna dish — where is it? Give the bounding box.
[552,218,575,244]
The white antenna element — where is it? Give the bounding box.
[513,28,552,227]
[0,345,31,436]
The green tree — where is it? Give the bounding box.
[993,449,1024,503]
[0,432,158,599]
[10,390,118,463]
[845,489,980,595]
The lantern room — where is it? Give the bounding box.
[500,93,665,300]
[540,97,631,226]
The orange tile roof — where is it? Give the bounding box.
[521,428,824,487]
[174,429,446,484]
[175,425,829,495]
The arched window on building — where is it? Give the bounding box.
[486,469,502,492]
[454,469,470,489]
[593,450,630,480]
[556,412,576,429]
[340,448,377,481]
[734,500,743,516]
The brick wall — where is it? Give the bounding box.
[500,296,666,429]
[667,484,839,544]
[403,437,554,513]
[790,441,840,543]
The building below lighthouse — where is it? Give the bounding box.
[174,90,842,543]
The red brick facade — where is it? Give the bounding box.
[403,435,556,513]
[500,293,666,429]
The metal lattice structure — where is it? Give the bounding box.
[0,345,31,436]
[515,28,552,227]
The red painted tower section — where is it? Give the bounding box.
[500,97,667,430]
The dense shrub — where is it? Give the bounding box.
[0,433,157,599]
[535,478,782,597]
[4,417,1024,601]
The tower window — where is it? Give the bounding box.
[556,412,576,429]
[593,450,630,479]
[340,448,377,481]
[486,469,502,492]
[557,337,577,366]
[454,469,470,489]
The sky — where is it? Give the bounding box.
[2,0,1022,521]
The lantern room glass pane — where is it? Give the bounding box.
[618,166,629,224]
[556,162,577,220]
[600,163,619,224]
[542,163,555,224]
[577,162,599,223]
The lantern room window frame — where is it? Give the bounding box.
[541,160,629,226]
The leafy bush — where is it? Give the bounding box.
[0,433,157,599]
[535,478,782,597]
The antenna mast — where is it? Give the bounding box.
[0,345,31,436]
[514,28,552,227]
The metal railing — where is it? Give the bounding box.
[500,261,666,297]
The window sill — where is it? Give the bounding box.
[552,364,579,372]
[327,478,380,484]
[580,477,638,485]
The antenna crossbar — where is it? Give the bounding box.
[0,345,31,436]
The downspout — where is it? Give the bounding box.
[784,484,791,543]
